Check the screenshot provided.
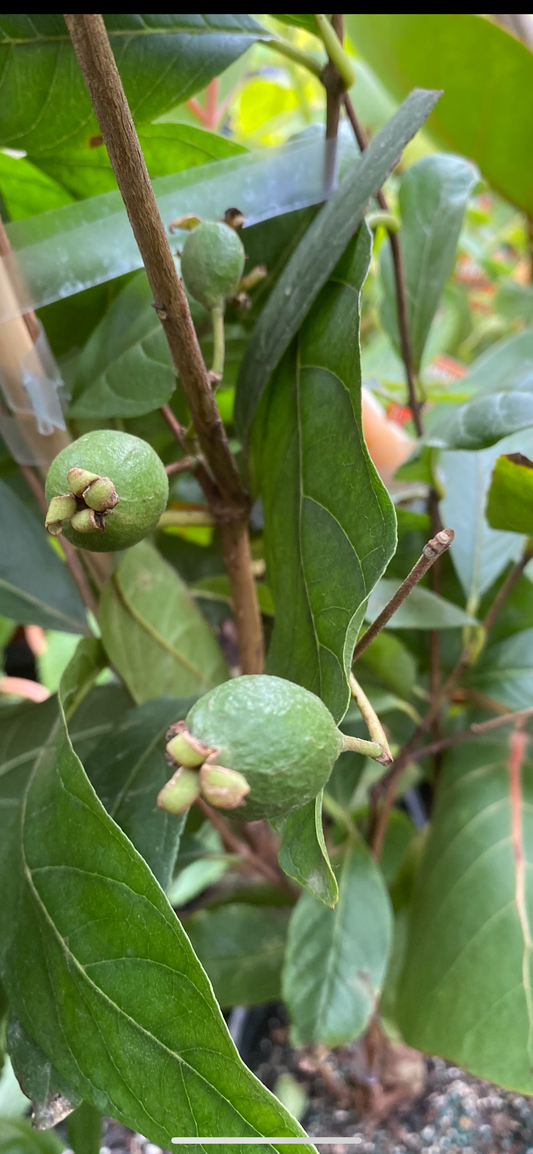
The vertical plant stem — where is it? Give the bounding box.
[342,93,423,435]
[321,14,345,192]
[65,13,263,674]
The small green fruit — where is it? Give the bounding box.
[184,675,345,821]
[180,221,245,311]
[45,430,168,552]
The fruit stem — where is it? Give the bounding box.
[341,734,387,761]
[349,673,393,766]
[210,306,225,382]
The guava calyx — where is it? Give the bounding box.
[45,467,119,539]
[158,723,250,815]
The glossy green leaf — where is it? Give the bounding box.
[7,1017,80,1130]
[347,14,533,214]
[99,541,227,704]
[398,735,533,1091]
[486,454,533,536]
[0,15,264,154]
[467,629,533,712]
[235,87,442,439]
[69,272,175,419]
[84,696,193,890]
[186,905,290,1008]
[0,1117,63,1154]
[381,154,478,372]
[282,839,392,1046]
[439,429,533,606]
[256,227,396,722]
[0,639,310,1149]
[35,122,246,200]
[0,482,87,633]
[366,579,477,630]
[0,153,73,220]
[277,793,338,909]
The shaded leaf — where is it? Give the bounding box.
[0,15,264,154]
[270,15,319,35]
[282,839,392,1046]
[235,87,442,439]
[186,905,290,1008]
[69,272,174,418]
[65,1103,101,1154]
[366,579,477,630]
[398,734,533,1091]
[99,541,227,704]
[36,122,246,200]
[439,429,533,607]
[7,1017,80,1130]
[277,793,338,908]
[487,453,533,536]
[431,391,533,451]
[168,823,231,908]
[0,482,87,633]
[256,227,396,721]
[0,639,310,1149]
[381,153,478,371]
[358,632,416,698]
[347,14,533,215]
[84,696,193,890]
[467,630,533,712]
[0,1116,63,1154]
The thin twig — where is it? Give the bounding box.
[413,706,533,762]
[369,541,533,857]
[342,94,423,435]
[20,463,98,615]
[352,528,454,663]
[65,15,263,674]
[196,798,293,894]
[165,456,198,478]
[321,14,345,193]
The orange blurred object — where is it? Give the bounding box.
[361,387,415,486]
[0,676,50,702]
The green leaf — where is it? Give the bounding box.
[7,1017,80,1130]
[346,14,533,215]
[36,631,84,695]
[398,735,533,1091]
[168,825,231,908]
[277,793,338,908]
[69,272,175,419]
[467,629,533,711]
[256,227,396,722]
[35,122,246,200]
[495,281,533,327]
[0,1116,63,1154]
[186,905,290,1008]
[84,696,193,890]
[0,482,87,633]
[439,431,533,606]
[358,632,416,698]
[270,15,319,35]
[381,154,478,372]
[282,838,392,1046]
[235,87,442,439]
[0,15,264,154]
[0,152,73,220]
[65,1103,101,1154]
[486,454,533,536]
[99,541,228,704]
[0,639,311,1149]
[366,579,477,630]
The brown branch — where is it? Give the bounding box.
[352,528,454,664]
[413,706,533,762]
[482,539,533,633]
[20,463,98,616]
[196,798,293,894]
[65,15,263,674]
[343,94,423,436]
[165,456,198,478]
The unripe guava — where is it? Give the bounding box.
[180,221,245,311]
[45,430,168,552]
[184,675,345,821]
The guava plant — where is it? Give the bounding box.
[1,12,533,1153]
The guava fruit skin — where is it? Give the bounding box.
[180,221,245,310]
[186,674,344,820]
[45,430,168,552]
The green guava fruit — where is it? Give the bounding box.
[184,674,345,821]
[45,430,168,552]
[180,221,245,311]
